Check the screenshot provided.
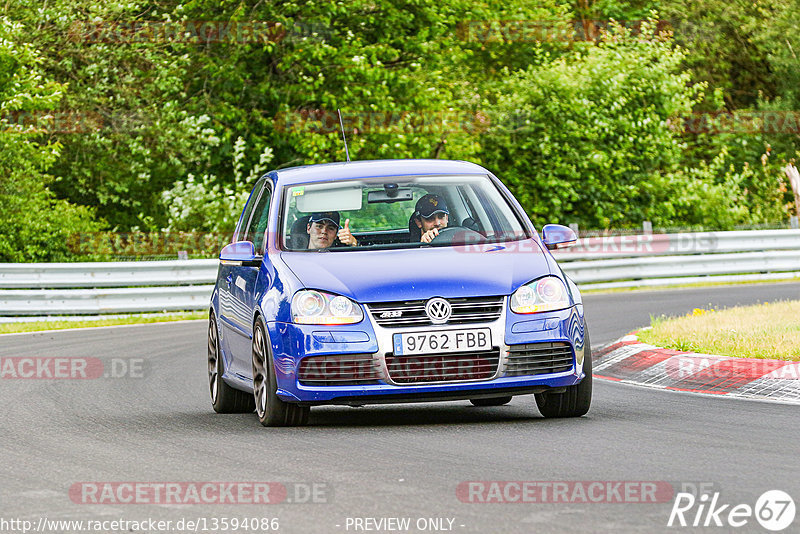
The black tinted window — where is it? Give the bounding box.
[243,184,271,254]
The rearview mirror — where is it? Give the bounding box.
[367,187,414,203]
[541,224,577,250]
[220,241,262,267]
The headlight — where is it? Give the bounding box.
[291,290,364,325]
[510,276,570,314]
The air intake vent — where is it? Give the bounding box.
[505,342,573,376]
[298,354,381,386]
[386,349,500,383]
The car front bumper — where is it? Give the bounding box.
[266,302,587,405]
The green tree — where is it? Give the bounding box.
[174,0,570,177]
[4,0,222,231]
[0,17,101,262]
[481,21,709,228]
[161,137,273,234]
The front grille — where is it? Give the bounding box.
[386,349,500,383]
[368,296,504,328]
[505,342,574,376]
[298,354,382,386]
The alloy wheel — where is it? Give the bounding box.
[207,318,219,403]
[252,326,269,418]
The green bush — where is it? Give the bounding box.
[0,17,102,262]
[161,137,273,234]
[481,20,710,228]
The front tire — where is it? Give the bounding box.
[252,317,309,427]
[535,331,592,418]
[208,311,255,413]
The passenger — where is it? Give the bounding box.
[307,211,358,249]
[412,194,449,243]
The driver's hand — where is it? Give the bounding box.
[338,219,358,246]
[420,228,439,243]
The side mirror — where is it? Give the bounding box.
[220,241,262,267]
[541,224,578,250]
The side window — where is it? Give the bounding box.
[243,184,272,255]
[235,178,266,242]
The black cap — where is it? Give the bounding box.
[415,194,449,218]
[308,211,341,227]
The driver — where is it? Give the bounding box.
[307,211,358,249]
[412,194,449,243]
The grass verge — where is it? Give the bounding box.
[637,300,800,361]
[0,311,206,334]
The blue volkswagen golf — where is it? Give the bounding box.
[208,159,590,426]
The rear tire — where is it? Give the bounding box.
[252,317,309,427]
[208,311,255,413]
[535,330,592,418]
[470,396,512,407]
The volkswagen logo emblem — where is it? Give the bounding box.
[425,297,452,324]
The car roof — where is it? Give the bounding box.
[273,159,490,186]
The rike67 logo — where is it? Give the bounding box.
[668,490,795,531]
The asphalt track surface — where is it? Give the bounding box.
[1,282,798,534]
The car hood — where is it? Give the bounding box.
[279,241,554,303]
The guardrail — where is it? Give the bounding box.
[551,229,800,289]
[1,229,799,316]
[551,229,800,260]
[0,260,217,316]
[0,259,218,289]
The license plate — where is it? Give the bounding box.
[392,328,492,356]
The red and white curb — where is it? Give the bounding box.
[594,334,800,404]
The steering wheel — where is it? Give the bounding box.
[429,226,486,245]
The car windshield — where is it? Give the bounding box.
[280,174,529,251]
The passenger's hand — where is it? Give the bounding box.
[420,227,439,243]
[338,219,358,246]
